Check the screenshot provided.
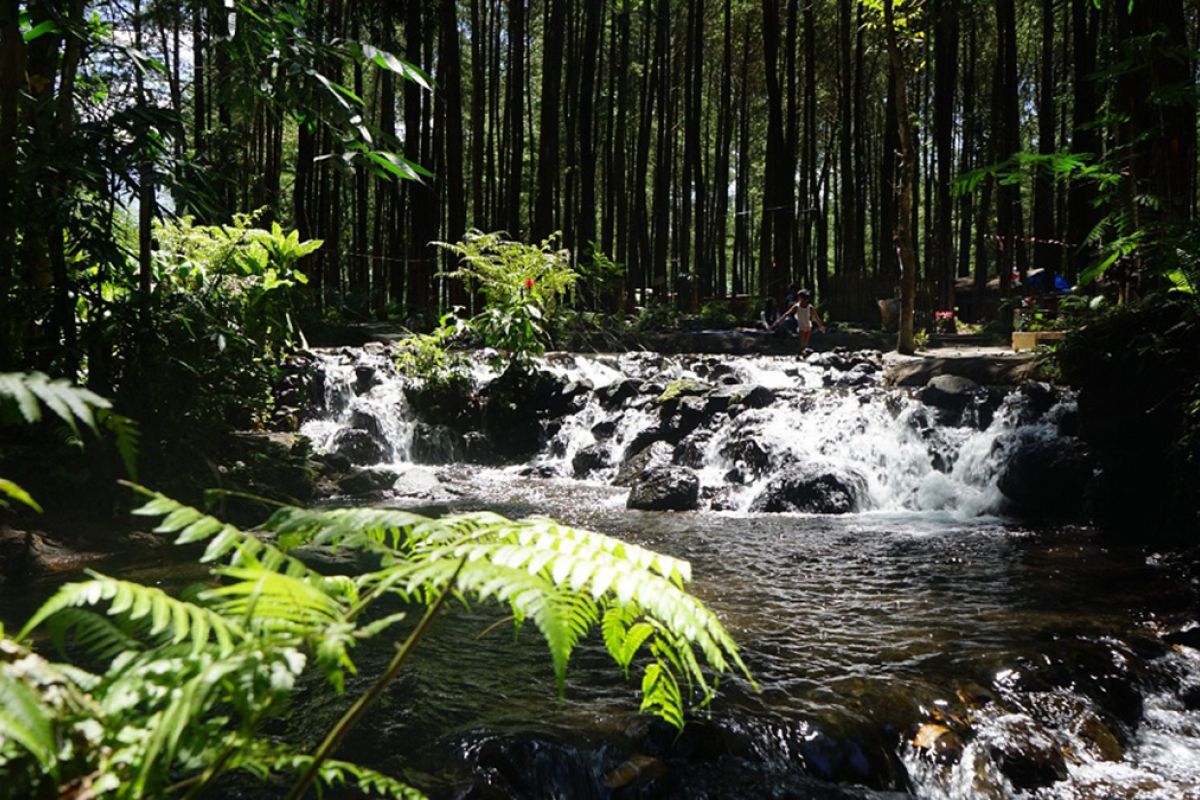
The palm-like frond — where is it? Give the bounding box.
[19,572,248,657]
[0,371,110,434]
[0,671,57,770]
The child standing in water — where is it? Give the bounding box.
[771,289,825,352]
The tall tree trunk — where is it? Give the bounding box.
[0,0,23,365]
[761,0,787,297]
[883,0,917,354]
[1067,0,1098,282]
[714,0,733,298]
[650,0,670,296]
[994,0,1020,307]
[837,0,858,274]
[470,0,485,228]
[441,0,466,305]
[932,0,959,309]
[533,0,564,240]
[577,0,602,276]
[1032,0,1057,277]
[505,0,526,236]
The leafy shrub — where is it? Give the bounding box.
[1,488,751,798]
[436,231,577,370]
[97,215,321,438]
[392,313,472,389]
[633,297,681,333]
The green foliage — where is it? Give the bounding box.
[436,231,579,371]
[0,489,750,797]
[633,297,682,333]
[0,372,136,512]
[392,313,472,389]
[697,299,739,328]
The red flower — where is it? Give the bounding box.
[524,278,535,290]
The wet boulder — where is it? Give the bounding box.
[626,466,700,511]
[590,419,618,439]
[920,374,983,410]
[572,444,610,477]
[337,466,398,495]
[981,716,1068,792]
[354,363,381,394]
[996,432,1096,519]
[614,441,675,487]
[597,378,640,409]
[349,409,387,441]
[329,427,389,465]
[660,395,708,442]
[750,464,869,514]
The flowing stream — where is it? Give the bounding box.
[288,346,1200,799]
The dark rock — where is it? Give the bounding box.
[314,450,352,474]
[623,425,667,459]
[598,379,641,409]
[919,374,983,410]
[590,419,618,439]
[997,432,1096,519]
[572,444,610,477]
[337,466,398,495]
[739,385,776,409]
[626,466,700,511]
[750,465,869,514]
[1164,627,1200,650]
[1182,686,1200,711]
[614,441,675,487]
[983,717,1068,792]
[660,395,708,442]
[674,428,715,468]
[349,409,387,441]
[628,465,700,511]
[354,364,380,394]
[410,423,464,464]
[328,427,390,465]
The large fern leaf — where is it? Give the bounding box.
[0,371,110,434]
[0,671,57,770]
[19,572,247,657]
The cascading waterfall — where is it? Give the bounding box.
[286,344,1200,799]
[299,346,1074,520]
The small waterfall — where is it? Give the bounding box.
[297,346,1077,518]
[299,347,419,463]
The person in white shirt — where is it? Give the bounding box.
[770,289,825,352]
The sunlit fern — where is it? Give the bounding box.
[2,487,752,798]
[0,372,139,510]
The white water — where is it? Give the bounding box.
[299,348,1075,521]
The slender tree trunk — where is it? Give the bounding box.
[533,0,564,241]
[0,0,23,365]
[577,0,601,276]
[837,0,857,274]
[933,0,958,309]
[883,0,916,354]
[441,0,466,305]
[1067,0,1098,282]
[506,0,526,236]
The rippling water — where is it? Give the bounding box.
[287,348,1200,798]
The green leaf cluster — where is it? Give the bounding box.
[0,487,751,798]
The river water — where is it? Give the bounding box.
[287,347,1200,799]
[8,347,1197,799]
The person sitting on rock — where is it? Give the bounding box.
[761,297,781,331]
[771,289,825,352]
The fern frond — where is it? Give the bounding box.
[233,739,427,799]
[0,478,42,512]
[0,371,110,434]
[640,662,684,730]
[46,608,146,661]
[0,670,57,769]
[99,410,141,479]
[127,485,316,579]
[19,572,247,657]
